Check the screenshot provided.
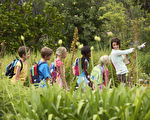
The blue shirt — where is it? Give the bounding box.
[77,58,89,86]
[38,60,50,81]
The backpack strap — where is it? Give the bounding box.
[18,59,23,72]
[38,61,47,67]
[13,58,23,72]
[37,61,47,76]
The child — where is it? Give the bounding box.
[11,46,30,85]
[37,47,53,88]
[91,55,110,90]
[77,46,92,88]
[109,37,146,85]
[54,47,69,90]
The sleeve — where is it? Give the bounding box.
[114,48,134,56]
[16,61,21,67]
[42,64,51,79]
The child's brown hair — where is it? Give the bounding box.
[41,47,53,58]
[111,37,121,49]
[18,46,30,57]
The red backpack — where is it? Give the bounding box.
[30,62,46,84]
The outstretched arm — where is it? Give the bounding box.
[114,48,134,56]
[114,42,146,56]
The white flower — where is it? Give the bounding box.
[58,39,62,45]
[139,79,144,82]
[21,35,24,41]
[91,46,94,51]
[107,32,113,37]
[94,36,101,42]
[79,44,83,49]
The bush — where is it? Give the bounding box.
[0,0,64,53]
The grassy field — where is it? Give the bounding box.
[0,51,150,120]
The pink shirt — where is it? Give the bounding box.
[103,68,109,86]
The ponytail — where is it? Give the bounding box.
[81,56,86,69]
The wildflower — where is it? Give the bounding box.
[107,32,113,37]
[91,46,94,51]
[79,44,83,49]
[139,79,144,82]
[76,42,80,46]
[73,1,76,5]
[23,2,26,6]
[21,35,24,41]
[58,39,62,45]
[94,36,101,42]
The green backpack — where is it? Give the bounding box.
[91,65,103,85]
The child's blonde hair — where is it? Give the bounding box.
[56,47,67,57]
[99,55,109,66]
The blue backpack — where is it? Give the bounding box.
[5,58,23,79]
[5,58,23,78]
[49,62,57,83]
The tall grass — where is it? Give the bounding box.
[0,50,150,119]
[0,78,150,120]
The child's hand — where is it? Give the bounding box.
[138,42,146,49]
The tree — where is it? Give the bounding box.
[0,0,64,52]
[50,0,104,48]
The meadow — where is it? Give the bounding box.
[1,0,150,119]
[0,50,150,120]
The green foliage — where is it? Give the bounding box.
[49,0,104,48]
[0,0,64,53]
[0,49,150,119]
[1,78,150,120]
[98,0,150,51]
[139,52,150,74]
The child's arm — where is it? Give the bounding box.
[114,42,146,56]
[60,64,69,90]
[15,66,21,81]
[114,48,134,56]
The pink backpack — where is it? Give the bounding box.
[73,58,82,76]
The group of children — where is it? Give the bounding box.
[10,37,146,90]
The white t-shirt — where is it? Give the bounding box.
[110,48,134,75]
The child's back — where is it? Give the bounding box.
[76,46,92,88]
[54,47,69,90]
[11,46,30,85]
[91,55,110,89]
[37,60,51,88]
[33,47,53,88]
[12,60,27,85]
